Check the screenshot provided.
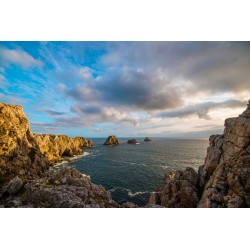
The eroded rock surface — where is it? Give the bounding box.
[104,135,119,145]
[0,102,127,208]
[149,100,250,208]
[34,134,92,165]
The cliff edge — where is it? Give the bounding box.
[0,102,119,208]
[149,100,250,208]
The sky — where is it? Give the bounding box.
[0,41,249,138]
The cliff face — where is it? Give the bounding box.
[0,102,119,208]
[149,101,250,208]
[0,103,49,185]
[34,135,92,165]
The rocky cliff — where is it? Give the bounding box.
[0,103,49,185]
[34,134,93,165]
[104,135,119,145]
[149,100,250,208]
[0,102,121,208]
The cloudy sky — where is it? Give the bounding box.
[0,42,249,138]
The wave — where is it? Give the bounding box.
[109,187,150,197]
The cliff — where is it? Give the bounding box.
[34,134,93,165]
[0,103,49,185]
[149,100,250,208]
[0,102,120,208]
[104,135,119,145]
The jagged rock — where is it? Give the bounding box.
[34,134,90,165]
[122,202,139,208]
[127,139,138,144]
[150,100,250,208]
[3,176,23,195]
[73,137,93,148]
[0,103,49,185]
[149,168,199,208]
[144,137,152,142]
[0,102,122,208]
[104,135,119,145]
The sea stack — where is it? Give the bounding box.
[144,137,152,142]
[127,139,138,144]
[149,100,250,208]
[104,135,119,145]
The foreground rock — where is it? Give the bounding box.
[144,137,152,142]
[127,139,138,144]
[0,102,133,208]
[0,103,49,186]
[149,100,250,208]
[34,134,92,165]
[104,135,119,145]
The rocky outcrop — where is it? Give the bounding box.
[104,135,119,145]
[0,102,126,208]
[127,139,138,144]
[149,100,250,208]
[0,103,49,186]
[34,134,92,165]
[144,137,152,142]
[73,137,93,148]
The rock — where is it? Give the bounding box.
[0,102,49,185]
[34,134,92,165]
[150,100,250,208]
[122,202,139,208]
[127,139,138,144]
[104,135,119,145]
[0,102,122,208]
[144,137,152,142]
[4,176,23,195]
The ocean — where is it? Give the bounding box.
[66,138,208,206]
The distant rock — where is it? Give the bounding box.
[149,100,250,208]
[104,135,119,145]
[144,137,152,142]
[127,139,138,144]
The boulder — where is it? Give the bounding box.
[144,137,152,142]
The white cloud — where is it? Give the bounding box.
[0,47,43,69]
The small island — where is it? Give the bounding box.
[144,137,152,142]
[127,139,138,144]
[104,135,119,145]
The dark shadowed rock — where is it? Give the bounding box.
[144,137,152,142]
[104,135,119,145]
[127,139,138,144]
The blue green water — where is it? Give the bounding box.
[67,138,208,206]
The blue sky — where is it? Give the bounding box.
[0,42,249,138]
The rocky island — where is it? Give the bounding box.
[103,135,119,145]
[149,100,250,208]
[127,139,138,144]
[144,137,152,142]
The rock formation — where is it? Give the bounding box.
[149,100,250,208]
[144,137,152,142]
[34,134,92,165]
[0,103,49,186]
[127,139,138,144]
[104,135,119,145]
[0,102,129,208]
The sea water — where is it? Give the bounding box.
[67,138,208,206]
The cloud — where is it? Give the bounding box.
[0,47,43,69]
[157,99,246,120]
[93,128,100,132]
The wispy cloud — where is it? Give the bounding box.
[0,47,43,69]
